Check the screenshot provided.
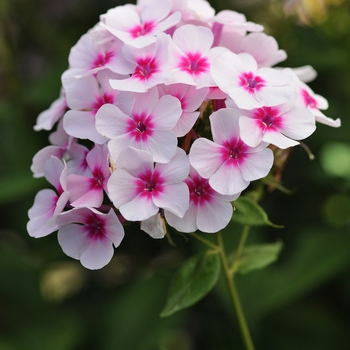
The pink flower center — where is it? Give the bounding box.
[301,89,317,108]
[127,113,154,141]
[92,51,114,69]
[239,72,265,93]
[137,170,164,197]
[187,176,214,206]
[221,138,248,165]
[86,214,105,240]
[92,93,115,112]
[178,52,209,76]
[254,107,281,130]
[129,21,155,38]
[133,57,158,80]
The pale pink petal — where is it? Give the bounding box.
[141,130,178,163]
[255,85,295,107]
[196,196,233,233]
[27,189,58,237]
[173,24,213,55]
[95,104,130,139]
[153,183,189,218]
[238,148,273,181]
[119,193,159,221]
[262,130,299,149]
[151,95,182,130]
[108,169,143,208]
[155,148,190,184]
[210,108,241,144]
[58,224,91,259]
[189,138,225,178]
[279,106,316,140]
[64,110,108,144]
[165,204,198,233]
[239,116,264,147]
[210,163,249,195]
[34,91,67,131]
[80,238,114,270]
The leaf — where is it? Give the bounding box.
[236,241,283,274]
[231,196,283,228]
[160,252,220,317]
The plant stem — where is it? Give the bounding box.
[230,226,250,275]
[190,232,218,250]
[217,231,255,350]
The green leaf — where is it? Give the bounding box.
[231,196,283,228]
[236,241,283,274]
[160,252,220,317]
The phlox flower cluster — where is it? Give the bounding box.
[27,0,340,270]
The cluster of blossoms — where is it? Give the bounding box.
[27,0,340,270]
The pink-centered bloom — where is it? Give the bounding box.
[283,68,341,128]
[157,83,208,136]
[56,208,124,270]
[108,147,190,221]
[108,33,170,92]
[96,87,181,163]
[189,108,274,195]
[31,120,89,178]
[101,0,181,47]
[167,24,226,88]
[27,157,69,238]
[65,27,124,79]
[66,144,111,208]
[165,166,240,233]
[211,51,294,110]
[63,70,135,144]
[238,99,316,149]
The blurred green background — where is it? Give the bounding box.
[1,0,350,349]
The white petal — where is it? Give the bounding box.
[153,183,189,218]
[238,148,274,181]
[189,138,224,178]
[120,193,159,221]
[80,238,114,270]
[196,196,233,233]
[239,116,264,147]
[210,162,249,195]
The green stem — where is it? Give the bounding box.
[217,231,255,350]
[190,232,218,250]
[230,226,250,275]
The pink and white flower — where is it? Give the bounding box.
[238,99,316,149]
[157,83,208,136]
[96,87,181,163]
[189,108,274,195]
[101,0,181,47]
[65,28,124,80]
[56,207,124,270]
[31,120,88,178]
[165,166,240,233]
[108,147,189,221]
[27,157,69,238]
[66,144,111,208]
[167,24,226,88]
[108,33,170,92]
[211,51,294,110]
[63,70,135,144]
[283,68,341,127]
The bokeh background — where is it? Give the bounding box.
[1,0,350,349]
